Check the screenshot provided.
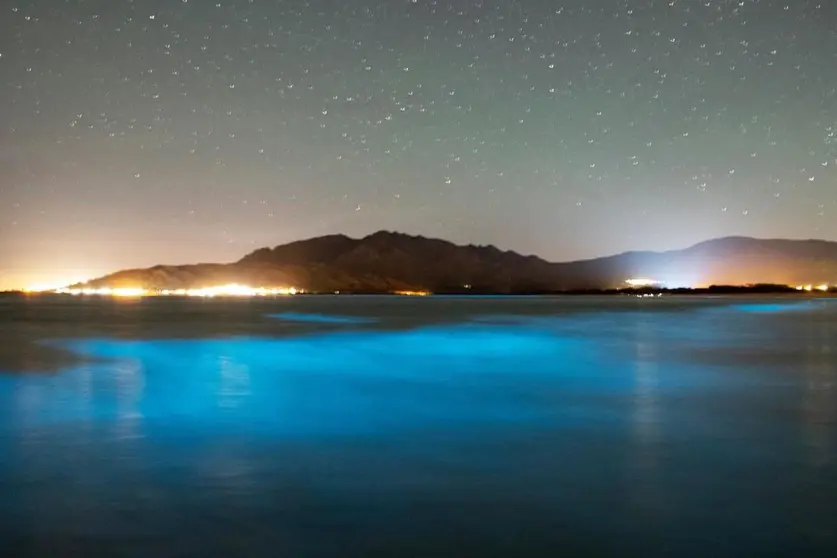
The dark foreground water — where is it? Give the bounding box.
[0,295,835,557]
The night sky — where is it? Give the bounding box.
[2,0,836,290]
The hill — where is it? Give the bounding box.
[75,232,837,293]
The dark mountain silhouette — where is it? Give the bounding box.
[75,232,837,293]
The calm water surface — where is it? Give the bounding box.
[0,295,835,557]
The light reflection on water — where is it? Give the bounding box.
[0,296,835,557]
[628,316,663,522]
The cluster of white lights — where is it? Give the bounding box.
[795,284,831,292]
[624,278,661,288]
[39,284,300,298]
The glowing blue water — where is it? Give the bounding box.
[0,296,835,557]
[729,300,827,313]
[268,311,377,324]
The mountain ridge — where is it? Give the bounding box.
[74,232,837,293]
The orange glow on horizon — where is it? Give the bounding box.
[794,284,832,292]
[43,284,302,298]
[23,279,89,293]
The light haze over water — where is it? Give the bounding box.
[0,296,835,557]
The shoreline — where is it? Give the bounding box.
[2,286,836,298]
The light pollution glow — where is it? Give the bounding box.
[21,284,435,297]
[625,278,662,288]
[24,284,301,298]
[795,284,831,293]
[626,279,834,292]
[20,280,834,296]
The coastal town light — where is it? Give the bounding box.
[625,278,661,287]
[794,284,831,292]
[47,284,302,297]
[23,285,67,293]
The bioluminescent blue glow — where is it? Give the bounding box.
[1,298,836,557]
[0,315,763,439]
[267,311,377,324]
[729,301,825,313]
[3,326,595,436]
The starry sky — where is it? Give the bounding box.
[1,0,836,289]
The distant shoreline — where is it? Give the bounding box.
[17,233,837,301]
[2,285,835,298]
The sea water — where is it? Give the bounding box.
[0,295,835,557]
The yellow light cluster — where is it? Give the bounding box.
[392,290,431,296]
[23,285,68,294]
[44,284,300,298]
[160,285,300,297]
[52,287,147,297]
[795,284,831,292]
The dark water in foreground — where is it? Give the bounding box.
[0,295,835,557]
